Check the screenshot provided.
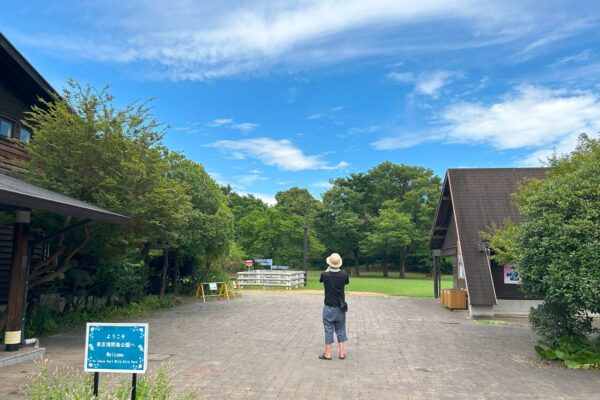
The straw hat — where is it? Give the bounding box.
[326,253,343,269]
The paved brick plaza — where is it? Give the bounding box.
[2,292,600,399]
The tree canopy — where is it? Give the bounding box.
[486,134,600,345]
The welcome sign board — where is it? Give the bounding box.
[85,323,149,373]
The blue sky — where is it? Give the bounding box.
[3,1,600,204]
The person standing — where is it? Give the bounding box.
[319,253,349,360]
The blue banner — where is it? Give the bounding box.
[85,323,148,373]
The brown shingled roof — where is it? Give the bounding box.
[430,168,548,306]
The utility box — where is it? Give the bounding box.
[441,289,468,310]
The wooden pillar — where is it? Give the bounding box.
[433,250,441,299]
[4,210,30,352]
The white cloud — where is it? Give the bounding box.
[371,133,434,150]
[387,72,415,83]
[235,174,268,188]
[209,137,349,171]
[208,118,234,127]
[320,161,350,170]
[348,125,381,135]
[551,49,593,67]
[307,113,324,120]
[19,0,588,79]
[441,85,600,149]
[371,85,600,158]
[238,191,277,206]
[231,122,259,132]
[312,181,332,189]
[388,70,460,96]
[207,118,258,132]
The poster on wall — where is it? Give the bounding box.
[457,254,465,279]
[504,264,521,284]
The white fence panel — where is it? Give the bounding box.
[237,270,306,290]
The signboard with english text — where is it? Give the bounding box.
[85,323,148,373]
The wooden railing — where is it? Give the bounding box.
[237,270,305,290]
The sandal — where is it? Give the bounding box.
[318,353,332,360]
[339,354,346,360]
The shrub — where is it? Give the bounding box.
[26,362,198,399]
[25,295,180,338]
[535,335,600,369]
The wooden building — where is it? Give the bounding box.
[0,32,55,177]
[429,168,548,317]
[0,33,128,353]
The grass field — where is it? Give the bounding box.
[304,270,453,297]
[238,269,453,297]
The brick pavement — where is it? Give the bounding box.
[1,292,600,399]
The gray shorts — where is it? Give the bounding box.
[323,305,347,344]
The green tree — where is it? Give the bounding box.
[24,79,192,292]
[486,134,600,345]
[238,207,324,267]
[319,162,440,277]
[168,154,233,293]
[275,187,321,217]
[360,203,414,277]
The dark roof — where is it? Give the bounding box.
[430,168,548,305]
[0,32,56,99]
[0,173,129,224]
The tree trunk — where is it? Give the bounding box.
[159,248,169,298]
[140,242,152,260]
[353,249,360,277]
[366,260,370,272]
[173,253,180,295]
[399,247,407,279]
[382,255,388,277]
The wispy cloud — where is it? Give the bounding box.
[371,132,434,150]
[307,113,324,120]
[551,49,593,67]
[514,19,597,62]
[388,70,461,96]
[312,181,333,189]
[15,0,594,80]
[209,137,350,171]
[207,118,258,132]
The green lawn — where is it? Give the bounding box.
[305,270,452,297]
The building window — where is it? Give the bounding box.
[20,127,31,142]
[0,117,13,138]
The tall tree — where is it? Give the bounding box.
[360,204,414,277]
[237,207,324,267]
[24,79,192,290]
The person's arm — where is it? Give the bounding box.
[319,272,324,283]
[345,272,350,285]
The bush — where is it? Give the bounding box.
[535,335,600,369]
[25,295,180,338]
[26,362,198,399]
[528,301,594,347]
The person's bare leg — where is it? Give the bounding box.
[324,343,332,358]
[339,341,345,358]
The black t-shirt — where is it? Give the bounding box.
[320,270,349,307]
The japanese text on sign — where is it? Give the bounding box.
[85,323,149,373]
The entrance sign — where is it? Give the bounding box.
[255,259,273,268]
[85,323,148,373]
